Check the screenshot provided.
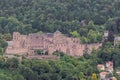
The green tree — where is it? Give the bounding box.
[0,74,12,80]
[3,33,12,41]
[13,74,24,80]
[37,49,43,55]
[87,30,97,43]
[5,58,19,69]
[18,65,38,80]
[70,31,80,38]
[91,73,97,80]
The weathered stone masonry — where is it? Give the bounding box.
[6,31,101,56]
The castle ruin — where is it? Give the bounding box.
[6,31,101,56]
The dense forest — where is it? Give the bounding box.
[0,52,100,80]
[0,0,120,43]
[0,0,120,80]
[0,48,120,80]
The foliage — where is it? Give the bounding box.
[91,73,97,80]
[5,58,19,69]
[0,0,120,79]
[97,43,120,68]
[0,51,101,80]
[1,0,120,43]
[0,73,12,80]
[37,49,43,55]
[70,31,79,38]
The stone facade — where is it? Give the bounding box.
[6,31,101,56]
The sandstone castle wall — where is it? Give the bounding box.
[6,31,101,56]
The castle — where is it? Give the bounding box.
[6,31,101,56]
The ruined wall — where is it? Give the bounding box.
[6,47,28,55]
[6,32,29,55]
[6,31,101,56]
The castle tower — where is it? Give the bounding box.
[13,32,21,41]
[13,32,21,48]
